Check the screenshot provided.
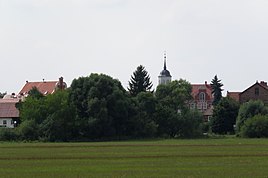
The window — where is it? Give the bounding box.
[190,103,196,109]
[199,92,206,101]
[255,88,259,96]
[197,103,202,109]
[3,120,7,125]
[203,102,208,109]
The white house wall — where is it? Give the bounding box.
[0,118,15,128]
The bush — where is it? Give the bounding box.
[236,100,268,135]
[0,128,18,141]
[17,120,39,141]
[240,115,268,138]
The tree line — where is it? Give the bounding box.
[0,65,267,141]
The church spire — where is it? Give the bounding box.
[164,51,167,70]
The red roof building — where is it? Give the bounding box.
[18,77,67,97]
[227,81,268,104]
[226,92,240,102]
[189,81,214,121]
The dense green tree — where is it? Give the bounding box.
[128,65,153,96]
[155,79,192,111]
[154,79,201,137]
[39,91,75,141]
[0,92,6,98]
[210,75,223,105]
[131,92,158,137]
[236,100,268,135]
[17,90,75,141]
[210,97,239,134]
[69,73,134,139]
[240,115,268,138]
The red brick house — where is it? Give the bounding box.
[188,81,214,121]
[227,81,268,104]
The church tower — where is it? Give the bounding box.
[158,52,172,85]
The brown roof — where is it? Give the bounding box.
[227,92,240,102]
[0,99,20,118]
[19,81,57,95]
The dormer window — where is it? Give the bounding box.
[255,88,259,96]
[199,92,206,101]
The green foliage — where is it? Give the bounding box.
[17,120,39,141]
[154,79,202,138]
[241,115,268,138]
[128,65,153,96]
[210,75,223,105]
[28,86,44,99]
[236,100,268,135]
[130,92,158,137]
[0,128,18,141]
[155,79,192,111]
[17,90,75,141]
[69,73,134,139]
[179,109,203,138]
[210,97,239,134]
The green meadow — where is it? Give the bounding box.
[0,139,268,178]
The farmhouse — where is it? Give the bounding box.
[18,77,67,99]
[0,95,20,128]
[227,81,268,104]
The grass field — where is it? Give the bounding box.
[0,138,268,177]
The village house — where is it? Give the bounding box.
[18,77,67,99]
[0,95,20,128]
[227,81,268,104]
[188,81,214,121]
[0,77,67,128]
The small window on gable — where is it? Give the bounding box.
[199,92,206,101]
[255,88,259,96]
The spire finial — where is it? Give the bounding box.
[164,51,167,70]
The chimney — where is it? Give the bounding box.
[260,81,267,87]
[58,77,64,90]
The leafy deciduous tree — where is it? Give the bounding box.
[236,100,268,135]
[69,73,134,139]
[154,79,201,138]
[210,97,239,134]
[240,115,268,138]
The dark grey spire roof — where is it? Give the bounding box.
[159,53,171,77]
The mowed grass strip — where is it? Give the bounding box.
[0,139,268,178]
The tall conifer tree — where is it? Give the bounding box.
[128,65,153,97]
[211,75,223,105]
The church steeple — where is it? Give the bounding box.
[158,51,172,85]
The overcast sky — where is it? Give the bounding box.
[1,0,268,94]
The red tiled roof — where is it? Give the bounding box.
[0,99,20,118]
[191,83,213,98]
[19,81,57,95]
[227,92,240,102]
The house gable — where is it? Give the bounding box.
[239,82,268,104]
